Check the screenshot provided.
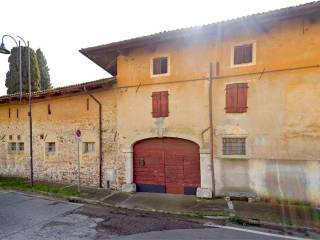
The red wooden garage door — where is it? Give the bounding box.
[133,138,200,195]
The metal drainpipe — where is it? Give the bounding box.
[209,62,215,197]
[83,87,103,188]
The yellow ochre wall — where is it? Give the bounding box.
[116,15,320,203]
[0,91,119,187]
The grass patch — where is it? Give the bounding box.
[301,205,320,222]
[0,177,78,196]
[260,196,313,207]
[228,216,251,225]
[260,196,320,223]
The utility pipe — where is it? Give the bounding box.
[27,41,34,186]
[113,64,320,90]
[83,86,103,188]
[18,41,22,101]
[208,62,215,196]
[17,36,27,101]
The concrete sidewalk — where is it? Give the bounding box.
[72,191,320,232]
[102,192,227,215]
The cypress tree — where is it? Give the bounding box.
[36,48,52,90]
[5,47,41,94]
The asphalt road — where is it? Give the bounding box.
[0,191,316,240]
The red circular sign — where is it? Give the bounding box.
[75,129,81,138]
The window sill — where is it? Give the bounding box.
[46,152,56,156]
[225,111,248,114]
[230,62,256,68]
[217,155,249,159]
[82,152,95,155]
[151,73,170,78]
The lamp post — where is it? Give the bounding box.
[0,35,22,101]
[0,35,34,186]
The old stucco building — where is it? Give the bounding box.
[0,2,320,203]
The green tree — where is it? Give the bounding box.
[5,47,41,94]
[36,48,52,90]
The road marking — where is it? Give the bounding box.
[204,222,311,240]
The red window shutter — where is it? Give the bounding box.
[160,91,169,117]
[237,83,248,113]
[225,84,238,113]
[152,91,169,118]
[152,92,161,117]
[225,83,248,113]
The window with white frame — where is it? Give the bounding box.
[222,137,246,155]
[152,56,168,76]
[83,142,95,154]
[232,42,256,67]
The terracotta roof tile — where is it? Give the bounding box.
[0,77,116,104]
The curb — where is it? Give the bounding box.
[234,217,318,233]
[68,196,101,205]
[2,189,319,234]
[77,195,319,234]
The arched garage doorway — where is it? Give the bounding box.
[133,138,200,195]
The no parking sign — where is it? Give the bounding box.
[75,129,81,192]
[75,129,81,140]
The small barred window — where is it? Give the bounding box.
[8,142,16,153]
[46,142,56,154]
[222,138,246,155]
[18,142,24,152]
[83,142,95,153]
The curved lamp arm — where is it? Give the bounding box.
[17,36,27,46]
[2,34,18,47]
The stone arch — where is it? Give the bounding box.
[121,133,213,197]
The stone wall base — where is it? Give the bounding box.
[122,183,136,192]
[196,187,213,198]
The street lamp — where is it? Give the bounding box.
[0,42,10,54]
[0,37,21,109]
[0,34,34,187]
[1,35,23,101]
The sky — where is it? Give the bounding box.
[0,0,313,95]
